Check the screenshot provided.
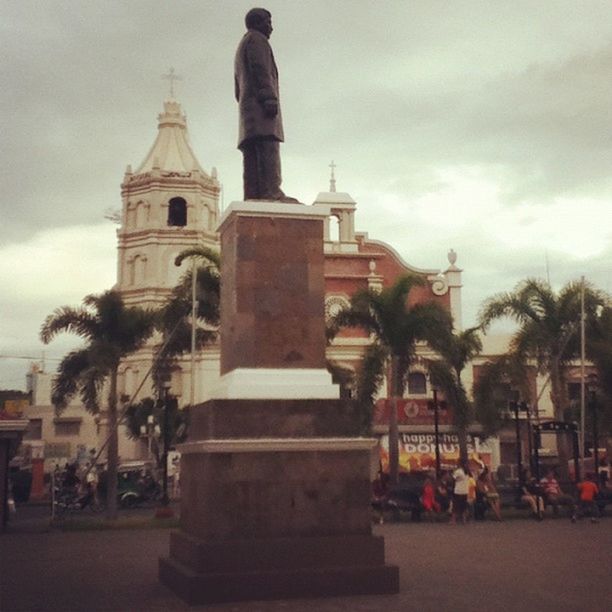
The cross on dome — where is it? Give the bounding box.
[329,160,337,192]
[162,67,182,99]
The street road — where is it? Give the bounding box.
[1,519,610,611]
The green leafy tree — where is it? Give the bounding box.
[328,274,452,483]
[589,306,612,403]
[40,290,155,519]
[153,246,220,395]
[473,353,533,436]
[123,396,189,468]
[326,345,387,436]
[479,278,607,474]
[427,327,482,463]
[584,306,612,441]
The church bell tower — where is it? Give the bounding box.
[116,96,220,309]
[114,93,221,410]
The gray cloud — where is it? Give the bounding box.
[2,1,612,389]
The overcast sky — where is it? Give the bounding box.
[2,1,611,391]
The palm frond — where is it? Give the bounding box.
[78,366,106,413]
[174,245,221,269]
[50,350,91,412]
[40,307,97,344]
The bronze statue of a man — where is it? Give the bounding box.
[234,8,298,202]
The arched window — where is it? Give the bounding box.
[135,201,148,227]
[328,215,340,242]
[126,203,136,228]
[407,372,427,395]
[168,197,187,227]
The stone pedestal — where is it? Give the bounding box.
[159,203,398,604]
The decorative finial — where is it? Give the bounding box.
[448,249,457,267]
[329,160,337,192]
[162,67,182,99]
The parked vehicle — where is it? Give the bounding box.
[116,461,162,508]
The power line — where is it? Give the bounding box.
[0,355,62,361]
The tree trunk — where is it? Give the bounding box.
[457,426,469,465]
[106,369,119,520]
[549,360,571,480]
[388,356,400,485]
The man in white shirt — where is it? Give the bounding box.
[451,462,469,524]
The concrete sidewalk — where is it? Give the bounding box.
[1,520,610,611]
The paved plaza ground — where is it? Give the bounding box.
[1,516,610,611]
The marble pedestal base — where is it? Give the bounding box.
[159,399,399,604]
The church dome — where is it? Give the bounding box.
[135,99,207,176]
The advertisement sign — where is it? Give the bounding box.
[379,432,494,473]
[374,398,453,426]
[2,399,29,417]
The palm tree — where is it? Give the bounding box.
[40,290,155,519]
[153,246,220,396]
[588,306,612,402]
[427,327,482,463]
[479,278,607,474]
[587,306,612,440]
[328,274,452,483]
[473,353,533,436]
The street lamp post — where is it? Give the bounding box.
[511,400,523,503]
[154,384,174,519]
[428,388,441,479]
[512,400,523,482]
[511,397,530,502]
[161,384,171,507]
[587,373,600,478]
[139,414,160,461]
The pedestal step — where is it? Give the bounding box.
[159,554,399,605]
[169,531,387,572]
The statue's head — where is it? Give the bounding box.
[245,8,273,38]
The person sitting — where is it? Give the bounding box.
[371,471,389,525]
[477,467,502,521]
[540,469,577,521]
[521,471,545,520]
[576,473,600,523]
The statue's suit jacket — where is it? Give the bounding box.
[234,29,284,148]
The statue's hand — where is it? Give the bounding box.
[263,99,278,118]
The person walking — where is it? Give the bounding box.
[421,476,440,522]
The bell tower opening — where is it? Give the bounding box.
[168,197,187,227]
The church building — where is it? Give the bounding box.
[23,93,494,476]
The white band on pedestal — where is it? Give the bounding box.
[207,368,339,400]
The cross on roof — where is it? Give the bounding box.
[162,67,182,98]
[329,160,337,192]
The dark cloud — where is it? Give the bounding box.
[2,1,612,389]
